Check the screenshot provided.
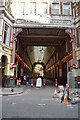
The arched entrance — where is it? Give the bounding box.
[14,27,73,86]
[2,55,8,87]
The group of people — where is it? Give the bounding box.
[24,75,29,85]
[17,74,29,86]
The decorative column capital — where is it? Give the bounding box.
[70,38,75,43]
[12,37,17,42]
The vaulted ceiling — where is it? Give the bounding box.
[17,28,67,69]
[26,46,55,65]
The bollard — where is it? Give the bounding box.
[53,79,58,98]
[19,78,21,87]
[55,78,57,87]
[64,91,68,104]
[43,78,45,88]
[31,78,33,88]
[54,86,57,97]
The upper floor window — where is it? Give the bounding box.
[76,7,80,16]
[51,3,59,15]
[3,23,10,46]
[29,2,36,15]
[17,2,25,15]
[63,3,71,15]
[40,3,48,15]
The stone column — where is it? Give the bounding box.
[11,38,16,63]
[16,60,18,78]
[20,64,24,84]
[71,38,76,66]
[71,38,77,88]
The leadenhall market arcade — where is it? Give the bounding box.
[0,0,80,88]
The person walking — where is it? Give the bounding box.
[24,75,26,85]
[27,75,29,85]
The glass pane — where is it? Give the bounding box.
[3,24,10,46]
[17,2,25,15]
[40,3,48,14]
[3,31,6,44]
[30,3,36,15]
[6,33,10,46]
[51,3,59,14]
[5,24,9,32]
[63,3,70,15]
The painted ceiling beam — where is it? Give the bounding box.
[21,43,62,46]
[19,35,67,38]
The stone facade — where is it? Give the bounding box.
[0,0,15,87]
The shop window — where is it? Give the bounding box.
[51,3,59,15]
[63,3,70,15]
[40,3,48,15]
[29,2,36,15]
[3,23,10,46]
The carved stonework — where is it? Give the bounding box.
[13,28,22,38]
[14,15,74,28]
[65,29,75,38]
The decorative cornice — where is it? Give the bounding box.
[0,7,15,23]
[13,15,74,28]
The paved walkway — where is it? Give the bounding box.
[2,86,79,118]
[0,83,80,97]
[0,85,28,95]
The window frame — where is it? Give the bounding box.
[40,2,49,15]
[51,2,60,15]
[29,2,36,15]
[16,2,25,15]
[3,22,10,46]
[62,2,71,15]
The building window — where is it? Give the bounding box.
[63,3,70,15]
[40,3,48,15]
[76,7,80,16]
[51,3,59,14]
[3,23,10,46]
[29,2,36,15]
[17,2,25,15]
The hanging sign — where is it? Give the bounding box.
[10,63,16,69]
